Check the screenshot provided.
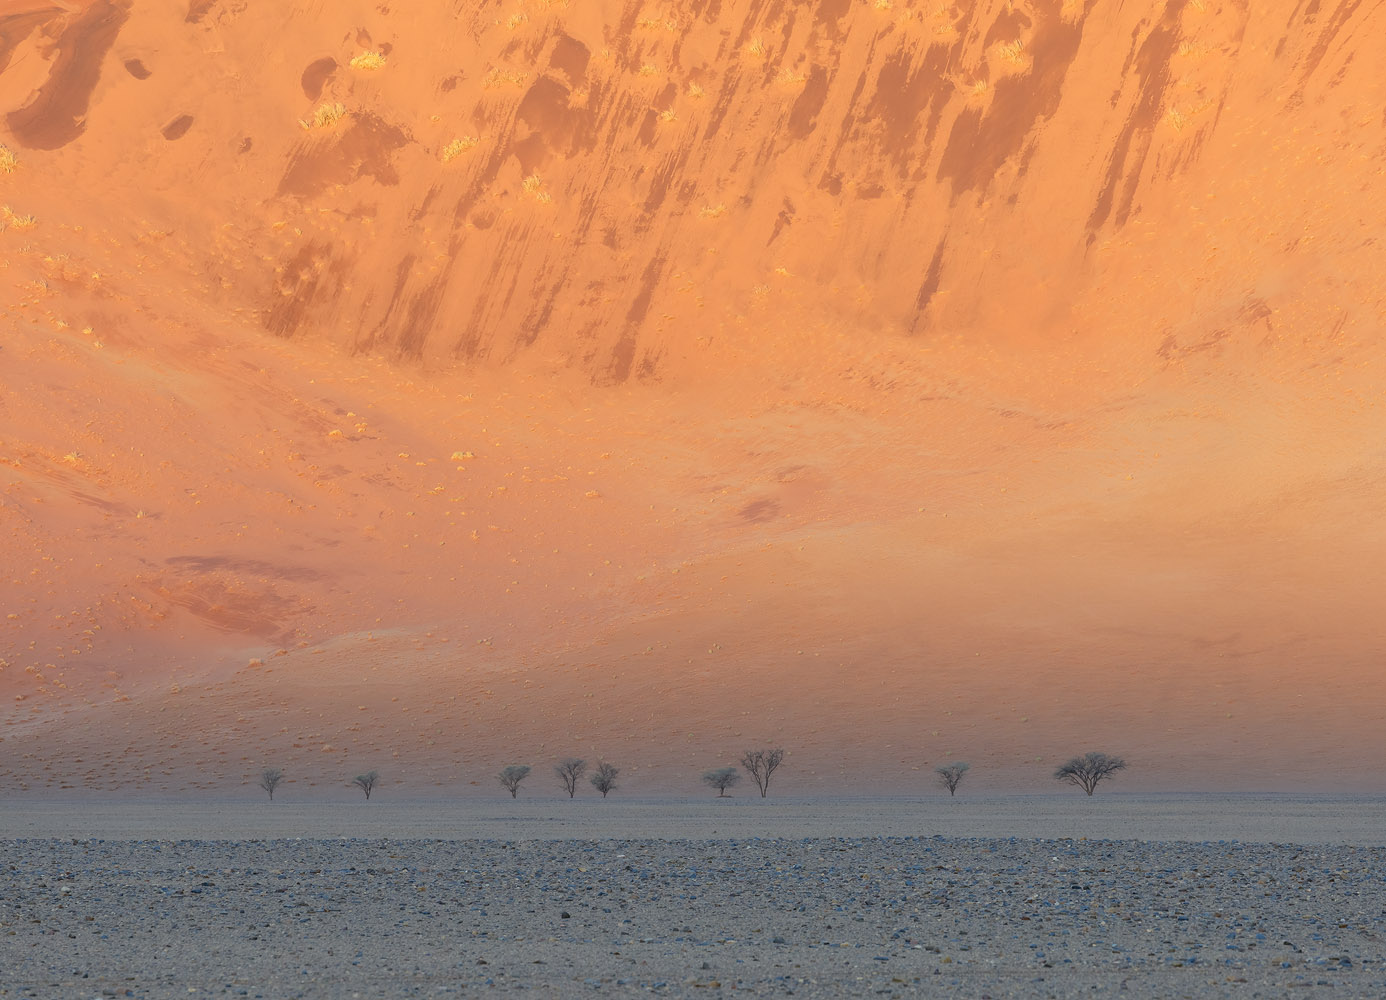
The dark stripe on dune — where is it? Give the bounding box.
[162,114,193,140]
[5,1,130,151]
[0,8,64,76]
[186,0,218,25]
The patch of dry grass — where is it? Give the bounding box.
[299,103,347,130]
[1165,100,1212,133]
[636,15,680,31]
[999,39,1026,66]
[483,67,528,89]
[0,145,16,174]
[522,173,552,204]
[442,136,479,162]
[349,51,387,70]
[1,205,37,231]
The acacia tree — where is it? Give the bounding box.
[258,767,284,801]
[589,761,619,798]
[498,764,531,798]
[935,761,970,797]
[1054,752,1127,796]
[352,771,380,800]
[702,766,741,797]
[555,757,587,798]
[739,748,785,798]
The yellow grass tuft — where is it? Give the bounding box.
[1165,100,1213,133]
[483,67,527,89]
[0,144,16,173]
[504,11,528,30]
[999,39,1026,65]
[522,173,553,203]
[747,36,767,59]
[1,205,36,230]
[349,50,387,70]
[658,108,678,124]
[636,15,679,31]
[687,82,705,99]
[299,102,347,129]
[442,136,479,162]
[638,63,660,77]
[699,203,726,219]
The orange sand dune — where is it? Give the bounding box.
[1,0,1384,796]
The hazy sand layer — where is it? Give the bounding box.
[4,828,1383,998]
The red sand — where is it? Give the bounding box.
[1,0,1383,796]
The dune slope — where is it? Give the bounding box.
[1,0,1383,795]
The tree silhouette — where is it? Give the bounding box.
[351,771,380,800]
[935,761,970,797]
[702,767,741,797]
[1054,752,1127,795]
[590,761,619,798]
[498,764,531,798]
[555,757,587,798]
[739,748,785,798]
[258,767,284,801]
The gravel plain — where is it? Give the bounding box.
[3,797,1385,998]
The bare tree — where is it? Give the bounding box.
[935,761,970,797]
[1054,752,1127,796]
[589,761,619,798]
[258,767,284,801]
[498,764,531,798]
[555,757,587,798]
[739,748,785,798]
[702,766,741,797]
[351,771,380,800]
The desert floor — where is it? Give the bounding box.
[3,796,1384,998]
[6,0,1386,800]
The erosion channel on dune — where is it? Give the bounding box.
[1,0,1383,796]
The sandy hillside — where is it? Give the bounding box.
[1,0,1384,796]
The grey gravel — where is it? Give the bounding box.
[4,834,1385,998]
